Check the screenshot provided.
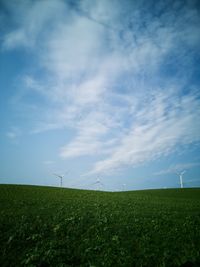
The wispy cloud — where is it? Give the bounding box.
[43,160,55,166]
[2,0,200,177]
[89,89,200,175]
[2,0,67,50]
[155,162,200,176]
[6,127,21,140]
[60,110,119,158]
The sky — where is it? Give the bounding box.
[0,0,200,191]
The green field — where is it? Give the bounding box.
[0,185,200,267]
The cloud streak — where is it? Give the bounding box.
[155,162,200,176]
[2,0,200,177]
[89,89,200,175]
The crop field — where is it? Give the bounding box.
[0,185,200,267]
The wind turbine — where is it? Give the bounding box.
[175,170,186,188]
[91,178,104,191]
[122,183,126,191]
[53,173,64,187]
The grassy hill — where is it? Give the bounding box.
[0,184,200,267]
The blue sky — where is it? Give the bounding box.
[0,0,200,191]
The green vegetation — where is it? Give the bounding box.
[0,185,200,267]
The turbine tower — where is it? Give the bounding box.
[53,173,64,187]
[123,183,126,191]
[175,170,186,188]
[91,178,104,191]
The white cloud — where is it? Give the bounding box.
[44,15,105,80]
[60,111,115,158]
[6,127,21,141]
[89,90,200,175]
[155,162,200,175]
[3,29,27,49]
[2,0,200,177]
[2,0,66,50]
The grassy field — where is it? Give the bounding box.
[0,185,200,267]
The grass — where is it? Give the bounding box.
[0,184,200,267]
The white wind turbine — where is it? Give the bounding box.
[122,183,126,191]
[91,178,104,191]
[175,170,186,188]
[53,173,65,187]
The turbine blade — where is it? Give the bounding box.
[53,173,63,179]
[53,173,59,177]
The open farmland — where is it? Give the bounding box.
[0,185,200,267]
